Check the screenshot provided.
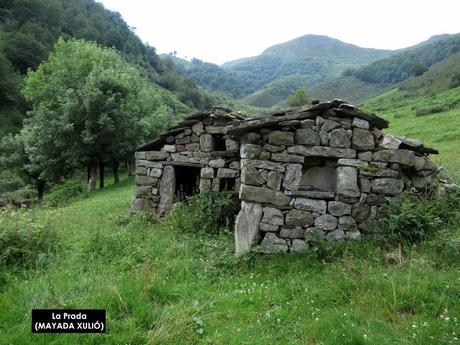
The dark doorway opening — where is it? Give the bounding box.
[175,166,201,200]
[219,178,236,191]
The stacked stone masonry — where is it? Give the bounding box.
[133,101,440,255]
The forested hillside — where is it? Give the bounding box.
[0,0,217,138]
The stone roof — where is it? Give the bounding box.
[137,107,248,151]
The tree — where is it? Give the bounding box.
[23,38,150,192]
[411,63,428,77]
[287,88,310,106]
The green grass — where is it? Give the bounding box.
[361,86,460,182]
[1,177,459,344]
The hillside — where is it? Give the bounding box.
[0,0,220,138]
[222,35,392,107]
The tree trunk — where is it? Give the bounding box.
[113,161,120,184]
[88,164,97,192]
[37,179,45,200]
[127,159,134,176]
[99,160,105,190]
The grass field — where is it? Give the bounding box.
[1,176,459,345]
[361,86,460,182]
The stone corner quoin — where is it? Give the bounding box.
[131,102,441,255]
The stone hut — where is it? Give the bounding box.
[133,107,248,214]
[134,100,440,255]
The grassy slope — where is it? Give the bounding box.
[1,176,459,345]
[361,86,460,181]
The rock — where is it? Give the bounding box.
[209,158,225,168]
[185,143,200,152]
[200,167,214,179]
[328,201,352,216]
[372,149,416,166]
[280,227,305,239]
[352,117,370,129]
[145,151,169,161]
[287,145,356,159]
[329,128,351,148]
[229,161,240,169]
[366,193,387,206]
[384,250,404,265]
[205,126,223,134]
[291,239,308,253]
[190,134,200,143]
[241,159,285,172]
[226,138,239,151]
[338,158,367,168]
[358,151,373,161]
[412,176,429,189]
[300,119,315,128]
[136,159,162,168]
[338,216,358,231]
[371,178,404,195]
[191,122,205,136]
[148,168,163,178]
[162,145,176,153]
[241,132,260,144]
[217,168,239,178]
[135,184,153,197]
[212,178,220,192]
[336,166,360,198]
[351,202,370,223]
[352,128,375,150]
[314,214,338,231]
[293,198,327,214]
[380,135,401,149]
[286,190,335,199]
[267,171,283,190]
[359,168,399,178]
[260,233,288,254]
[263,144,285,152]
[321,119,340,132]
[283,164,302,191]
[262,207,284,225]
[295,128,320,146]
[176,136,190,145]
[326,229,345,241]
[285,209,314,226]
[239,185,290,206]
[136,166,147,175]
[200,134,214,152]
[268,131,294,146]
[199,178,212,192]
[359,177,371,193]
[135,175,158,186]
[271,151,304,164]
[135,151,146,159]
[305,227,325,241]
[241,167,266,186]
[158,165,175,214]
[241,144,261,159]
[235,201,263,255]
[346,231,361,240]
[260,223,279,232]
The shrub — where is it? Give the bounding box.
[166,192,240,235]
[46,180,86,206]
[0,208,61,267]
[376,189,460,243]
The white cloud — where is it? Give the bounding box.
[98,0,460,64]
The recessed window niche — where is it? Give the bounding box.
[299,158,337,192]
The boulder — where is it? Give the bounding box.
[338,216,358,231]
[271,151,304,164]
[314,214,338,231]
[262,207,284,225]
[371,178,404,195]
[200,134,214,152]
[336,166,360,198]
[268,131,294,146]
[328,201,352,216]
[291,239,308,253]
[240,166,266,186]
[352,128,375,150]
[157,165,175,214]
[263,144,285,152]
[372,149,416,166]
[145,151,169,161]
[321,119,340,132]
[295,128,320,146]
[380,135,401,149]
[209,158,225,168]
[352,118,369,129]
[260,222,279,232]
[192,121,205,136]
[241,159,285,172]
[135,175,158,186]
[240,144,261,159]
[200,167,214,179]
[352,203,371,222]
[239,185,290,206]
[287,146,356,159]
[326,229,345,241]
[217,168,239,178]
[199,178,211,192]
[282,164,302,191]
[260,233,289,254]
[280,226,305,239]
[235,201,263,255]
[293,198,327,214]
[285,209,314,226]
[267,171,283,190]
[329,128,351,148]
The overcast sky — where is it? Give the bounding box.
[98,0,460,65]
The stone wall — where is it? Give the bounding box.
[133,113,242,214]
[232,113,439,255]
